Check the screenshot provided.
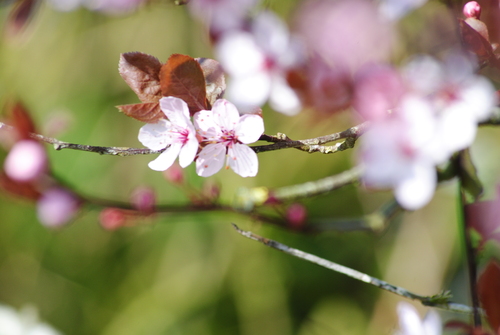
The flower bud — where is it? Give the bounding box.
[163,163,184,185]
[130,186,156,214]
[37,188,80,227]
[463,1,481,19]
[99,208,126,230]
[4,140,47,182]
[286,203,307,229]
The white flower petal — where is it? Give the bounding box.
[138,120,172,150]
[252,11,289,57]
[178,137,199,168]
[394,160,436,210]
[148,143,182,171]
[396,303,426,335]
[212,99,240,131]
[194,109,219,137]
[422,310,442,335]
[226,72,271,113]
[460,76,497,121]
[196,143,226,177]
[235,114,264,144]
[159,96,191,126]
[438,105,477,156]
[269,75,302,115]
[217,31,265,77]
[227,143,258,177]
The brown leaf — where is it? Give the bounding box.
[160,54,207,115]
[5,0,38,37]
[459,19,499,67]
[478,260,500,333]
[119,52,163,103]
[196,58,226,107]
[116,103,165,123]
[7,101,36,139]
[0,172,40,200]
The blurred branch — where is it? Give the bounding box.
[0,121,367,156]
[232,223,478,314]
[234,166,362,211]
[0,121,165,156]
[254,122,368,154]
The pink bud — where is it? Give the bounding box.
[130,186,156,213]
[37,188,80,227]
[4,140,47,182]
[99,208,127,230]
[463,1,481,19]
[286,203,307,229]
[201,181,220,201]
[163,163,184,184]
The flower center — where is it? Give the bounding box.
[220,129,238,145]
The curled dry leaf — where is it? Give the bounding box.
[119,52,163,103]
[196,58,226,107]
[160,54,207,115]
[116,103,164,123]
[459,19,499,68]
[478,260,500,333]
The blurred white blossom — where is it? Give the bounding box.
[217,11,303,115]
[395,302,441,335]
[0,304,63,335]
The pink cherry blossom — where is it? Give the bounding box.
[463,1,481,19]
[216,11,303,115]
[138,97,199,172]
[37,188,80,227]
[194,99,264,177]
[403,53,497,164]
[188,0,257,35]
[395,302,441,335]
[4,140,47,182]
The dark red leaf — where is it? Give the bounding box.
[116,103,164,123]
[119,52,163,103]
[459,19,499,68]
[195,57,226,107]
[5,0,38,37]
[0,172,40,200]
[160,54,207,115]
[465,198,500,249]
[478,260,500,333]
[8,101,36,139]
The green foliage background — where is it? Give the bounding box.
[0,1,497,334]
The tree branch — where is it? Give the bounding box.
[232,223,478,314]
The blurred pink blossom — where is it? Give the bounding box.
[286,203,307,229]
[194,99,263,177]
[138,97,199,172]
[295,0,394,73]
[99,208,127,231]
[378,0,428,21]
[216,11,303,115]
[353,64,406,121]
[395,302,441,335]
[130,186,156,213]
[188,0,257,35]
[4,140,47,182]
[37,188,80,227]
[163,162,185,185]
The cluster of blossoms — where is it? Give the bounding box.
[138,96,264,178]
[356,53,496,210]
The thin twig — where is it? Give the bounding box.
[253,122,368,154]
[0,121,165,156]
[232,223,476,314]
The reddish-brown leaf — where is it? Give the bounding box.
[160,54,207,115]
[196,57,226,107]
[465,199,500,249]
[116,103,165,123]
[0,173,40,200]
[119,52,163,103]
[459,19,499,67]
[8,101,36,139]
[478,260,500,333]
[5,0,38,37]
